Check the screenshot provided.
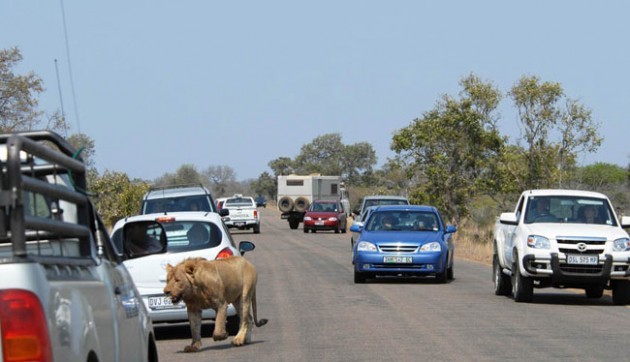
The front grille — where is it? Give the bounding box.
[559,264,604,274]
[556,237,606,245]
[378,245,417,253]
[559,248,603,255]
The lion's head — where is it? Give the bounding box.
[164,258,202,304]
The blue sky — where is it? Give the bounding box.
[2,1,629,181]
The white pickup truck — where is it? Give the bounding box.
[493,189,630,304]
[222,195,261,233]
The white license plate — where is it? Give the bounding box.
[148,295,185,310]
[315,221,325,225]
[383,256,413,264]
[567,254,598,265]
[235,222,246,227]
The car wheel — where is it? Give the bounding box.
[253,224,260,234]
[585,286,604,299]
[447,264,454,280]
[354,270,366,284]
[303,228,308,233]
[289,220,299,229]
[493,254,511,296]
[512,254,534,303]
[435,268,448,283]
[612,280,630,305]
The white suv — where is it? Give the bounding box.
[141,184,227,216]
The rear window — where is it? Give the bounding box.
[364,199,409,209]
[112,221,223,253]
[143,196,211,213]
[225,197,254,207]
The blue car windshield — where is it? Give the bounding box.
[366,211,439,232]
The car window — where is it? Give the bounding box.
[225,197,254,207]
[144,196,211,213]
[366,211,438,231]
[161,221,223,251]
[364,199,409,208]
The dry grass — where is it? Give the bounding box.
[454,221,494,265]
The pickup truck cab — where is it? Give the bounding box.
[493,189,630,304]
[0,131,164,362]
[222,195,261,233]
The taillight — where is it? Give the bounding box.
[0,289,52,362]
[215,248,234,260]
[254,210,258,219]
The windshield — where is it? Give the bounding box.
[365,211,439,232]
[524,196,616,225]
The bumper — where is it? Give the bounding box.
[522,253,630,285]
[304,220,339,231]
[141,294,236,323]
[354,252,445,275]
[225,219,259,229]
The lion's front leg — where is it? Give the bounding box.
[184,308,203,352]
[213,303,229,341]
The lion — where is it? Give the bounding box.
[164,256,268,352]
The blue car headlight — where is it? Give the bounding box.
[527,235,550,249]
[357,241,377,252]
[420,242,441,252]
[613,238,630,252]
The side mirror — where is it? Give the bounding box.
[219,208,230,217]
[620,216,630,228]
[122,221,168,260]
[499,212,518,226]
[445,225,457,233]
[239,241,256,255]
[350,223,363,233]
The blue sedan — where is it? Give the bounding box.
[350,205,456,283]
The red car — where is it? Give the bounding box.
[303,200,348,233]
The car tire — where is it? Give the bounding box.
[278,196,294,213]
[512,254,534,303]
[294,197,310,213]
[612,280,630,305]
[354,270,367,284]
[493,254,511,296]
[303,228,308,233]
[447,264,454,280]
[435,268,448,283]
[585,286,604,299]
[226,315,240,336]
[289,220,299,229]
[253,224,260,234]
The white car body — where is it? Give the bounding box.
[494,189,630,303]
[111,211,245,323]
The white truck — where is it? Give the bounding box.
[277,175,350,229]
[493,189,630,304]
[0,131,165,361]
[222,194,261,233]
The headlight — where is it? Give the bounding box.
[304,216,312,221]
[613,238,630,252]
[420,242,441,252]
[328,217,338,222]
[357,241,377,252]
[527,235,550,249]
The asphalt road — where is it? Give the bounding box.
[155,207,630,361]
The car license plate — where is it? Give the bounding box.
[383,256,413,264]
[567,254,598,265]
[315,221,324,226]
[235,222,246,227]
[148,295,185,310]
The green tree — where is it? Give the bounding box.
[268,157,295,176]
[67,133,96,169]
[0,47,67,133]
[392,74,504,223]
[577,163,627,188]
[154,164,203,187]
[250,171,276,200]
[509,75,601,189]
[88,170,149,228]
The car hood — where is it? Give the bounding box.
[525,223,629,241]
[361,231,442,245]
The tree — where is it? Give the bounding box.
[202,165,237,198]
[0,47,67,133]
[250,171,276,200]
[88,170,149,228]
[509,75,601,189]
[154,164,203,187]
[67,133,96,169]
[577,163,627,188]
[391,74,504,223]
[268,157,295,176]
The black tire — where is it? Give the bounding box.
[493,254,511,296]
[585,286,604,299]
[435,268,448,284]
[226,315,240,336]
[447,264,454,280]
[278,196,294,213]
[512,255,534,303]
[303,228,308,233]
[253,224,260,234]
[354,271,366,284]
[612,280,630,305]
[289,220,299,229]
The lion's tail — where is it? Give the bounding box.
[252,289,268,327]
